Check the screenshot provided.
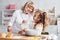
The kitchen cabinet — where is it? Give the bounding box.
[57,18,60,33]
[2,9,15,26]
[46,25,57,35]
[58,34,60,40]
[47,13,57,25]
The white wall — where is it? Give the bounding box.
[0,0,3,10]
[0,0,29,10]
[39,0,55,12]
[55,0,60,17]
[0,0,55,10]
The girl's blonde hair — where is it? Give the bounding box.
[21,1,34,13]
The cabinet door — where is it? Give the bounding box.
[46,25,57,35]
[58,34,60,40]
[57,18,60,33]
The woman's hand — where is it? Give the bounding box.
[7,26,12,32]
[18,31,23,34]
[18,28,28,35]
[18,29,25,35]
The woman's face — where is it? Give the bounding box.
[24,5,33,14]
[33,12,41,23]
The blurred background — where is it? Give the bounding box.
[0,0,60,40]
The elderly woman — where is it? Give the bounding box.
[7,1,34,34]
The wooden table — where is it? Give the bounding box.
[0,34,48,40]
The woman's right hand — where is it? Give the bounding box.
[18,29,26,35]
[7,26,12,32]
[18,31,23,34]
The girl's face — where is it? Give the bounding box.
[24,5,33,14]
[33,12,41,23]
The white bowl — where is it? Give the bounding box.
[25,29,36,36]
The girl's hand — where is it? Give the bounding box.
[18,29,25,34]
[22,20,27,24]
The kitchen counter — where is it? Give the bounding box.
[0,25,57,40]
[0,33,48,40]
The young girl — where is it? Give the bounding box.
[7,1,34,34]
[25,9,48,36]
[33,9,43,36]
